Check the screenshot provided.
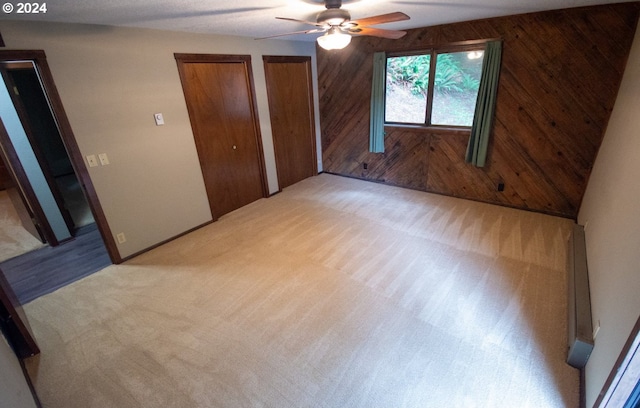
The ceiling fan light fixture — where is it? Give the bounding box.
[317,27,352,50]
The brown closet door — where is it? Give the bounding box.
[176,55,267,219]
[263,56,317,190]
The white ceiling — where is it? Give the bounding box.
[1,0,635,41]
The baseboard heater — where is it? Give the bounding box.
[566,223,594,369]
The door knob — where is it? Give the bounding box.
[232,145,237,150]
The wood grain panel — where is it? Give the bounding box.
[263,56,317,190]
[318,3,640,218]
[176,55,267,219]
[350,126,431,190]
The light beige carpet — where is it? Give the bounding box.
[0,190,45,262]
[23,174,579,407]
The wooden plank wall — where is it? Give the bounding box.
[318,3,639,219]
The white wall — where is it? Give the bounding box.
[578,27,640,407]
[0,21,320,259]
[0,333,39,408]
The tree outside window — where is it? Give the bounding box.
[385,47,485,127]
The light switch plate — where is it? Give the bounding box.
[86,154,98,167]
[98,153,110,165]
[154,113,164,126]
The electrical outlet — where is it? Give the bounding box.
[363,163,368,170]
[116,232,126,244]
[498,182,505,192]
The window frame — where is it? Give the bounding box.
[384,40,490,131]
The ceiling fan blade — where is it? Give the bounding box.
[276,17,325,27]
[348,27,407,39]
[255,28,326,40]
[349,12,410,27]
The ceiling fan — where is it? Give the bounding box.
[259,0,410,50]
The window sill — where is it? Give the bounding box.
[384,124,471,135]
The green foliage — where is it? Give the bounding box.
[434,54,463,94]
[386,51,482,97]
[460,73,480,92]
[386,55,430,97]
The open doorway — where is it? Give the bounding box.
[0,60,95,263]
[4,62,95,231]
[0,50,119,303]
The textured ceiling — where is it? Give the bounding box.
[1,0,636,41]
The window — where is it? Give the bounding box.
[385,46,486,127]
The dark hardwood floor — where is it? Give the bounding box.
[0,224,111,304]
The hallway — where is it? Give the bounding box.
[1,184,109,304]
[0,223,110,304]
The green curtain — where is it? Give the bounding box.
[466,40,502,167]
[369,52,386,153]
